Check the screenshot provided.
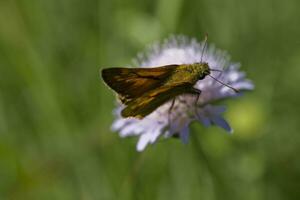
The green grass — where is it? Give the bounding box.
[1,0,300,199]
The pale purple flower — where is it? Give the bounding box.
[112,35,254,151]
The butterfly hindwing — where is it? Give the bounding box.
[101,65,177,104]
[121,82,194,118]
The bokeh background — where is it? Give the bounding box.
[1,0,300,199]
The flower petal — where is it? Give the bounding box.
[180,124,190,144]
[137,134,151,151]
[211,116,233,133]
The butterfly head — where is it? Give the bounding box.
[194,62,210,80]
[201,62,211,76]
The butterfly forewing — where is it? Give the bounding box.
[101,65,177,104]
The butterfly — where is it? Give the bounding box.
[101,62,237,119]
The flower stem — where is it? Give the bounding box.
[190,126,230,199]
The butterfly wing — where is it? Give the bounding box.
[101,65,177,104]
[121,82,194,119]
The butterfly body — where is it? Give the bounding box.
[163,63,210,86]
[101,62,211,119]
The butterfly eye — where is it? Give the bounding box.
[198,73,206,80]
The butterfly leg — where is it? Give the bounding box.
[188,88,202,117]
[168,98,176,128]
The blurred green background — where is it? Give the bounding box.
[0,0,300,199]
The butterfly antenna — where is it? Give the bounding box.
[210,68,223,79]
[210,69,223,72]
[208,74,239,93]
[200,33,208,63]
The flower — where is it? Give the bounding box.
[112,35,254,151]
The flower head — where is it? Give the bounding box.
[112,35,254,151]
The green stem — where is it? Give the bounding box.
[190,127,229,199]
[119,153,145,200]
